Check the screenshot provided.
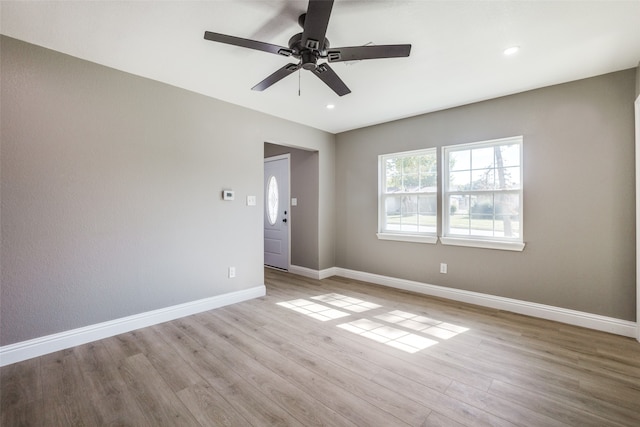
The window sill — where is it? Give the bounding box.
[377,233,438,244]
[440,237,525,252]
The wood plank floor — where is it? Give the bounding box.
[2,268,640,426]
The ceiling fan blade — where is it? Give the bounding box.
[312,63,351,96]
[326,44,412,62]
[252,63,301,92]
[204,31,293,56]
[301,0,334,51]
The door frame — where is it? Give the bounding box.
[264,154,291,270]
[635,94,639,342]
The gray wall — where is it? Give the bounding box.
[264,143,320,270]
[636,61,640,98]
[335,69,637,321]
[0,36,334,345]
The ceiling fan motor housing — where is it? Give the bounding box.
[288,32,330,70]
[301,51,318,70]
[288,33,330,54]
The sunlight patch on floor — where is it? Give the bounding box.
[277,294,470,353]
[375,310,469,340]
[311,293,382,312]
[337,319,438,353]
[276,299,350,321]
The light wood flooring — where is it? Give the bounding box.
[2,268,640,426]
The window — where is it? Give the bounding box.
[442,136,524,251]
[378,148,438,243]
[267,175,279,225]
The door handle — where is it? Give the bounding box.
[282,218,287,223]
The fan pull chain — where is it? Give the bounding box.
[298,69,301,96]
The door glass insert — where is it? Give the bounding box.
[267,175,279,225]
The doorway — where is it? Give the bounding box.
[264,155,290,270]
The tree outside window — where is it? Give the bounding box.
[379,148,437,239]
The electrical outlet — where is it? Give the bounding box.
[228,267,236,278]
[440,263,447,274]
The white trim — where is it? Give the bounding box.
[288,265,320,279]
[635,94,640,342]
[0,285,265,367]
[319,267,339,280]
[377,233,438,244]
[264,153,290,163]
[333,268,636,338]
[289,265,337,280]
[440,236,525,251]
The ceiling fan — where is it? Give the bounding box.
[204,0,411,96]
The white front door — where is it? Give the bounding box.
[264,155,290,270]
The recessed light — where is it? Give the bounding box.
[326,104,335,109]
[503,46,520,56]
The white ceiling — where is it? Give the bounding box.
[2,1,639,134]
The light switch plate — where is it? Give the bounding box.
[247,195,256,206]
[291,197,298,206]
[222,190,234,201]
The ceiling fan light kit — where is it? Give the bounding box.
[204,0,411,96]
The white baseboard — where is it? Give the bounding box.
[286,266,636,338]
[289,265,338,280]
[0,285,266,367]
[333,268,636,338]
[319,267,339,280]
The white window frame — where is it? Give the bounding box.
[377,148,438,244]
[441,136,525,251]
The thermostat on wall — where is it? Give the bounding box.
[222,190,235,201]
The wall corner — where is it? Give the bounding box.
[636,61,640,99]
